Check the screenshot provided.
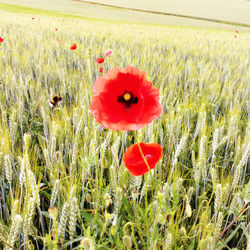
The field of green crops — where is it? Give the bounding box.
[0,7,249,250]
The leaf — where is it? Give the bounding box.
[224,222,243,244]
[121,196,133,218]
[81,211,94,223]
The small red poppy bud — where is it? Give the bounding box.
[99,67,104,73]
[80,238,94,248]
[85,193,91,203]
[80,239,89,247]
[131,190,139,201]
[157,189,165,200]
[158,214,166,225]
[104,193,112,207]
[111,225,117,236]
[123,235,133,248]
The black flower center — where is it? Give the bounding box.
[118,91,138,109]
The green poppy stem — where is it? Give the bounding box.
[131,130,156,183]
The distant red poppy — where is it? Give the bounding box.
[235,30,239,33]
[96,58,105,64]
[90,65,162,130]
[99,67,104,73]
[0,37,4,43]
[55,28,58,31]
[234,35,237,38]
[70,43,77,50]
[123,142,162,176]
[104,49,112,57]
[32,18,35,20]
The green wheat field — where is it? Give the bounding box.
[0,3,249,250]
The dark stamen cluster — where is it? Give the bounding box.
[117,91,138,109]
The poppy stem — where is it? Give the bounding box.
[132,131,157,193]
[144,172,150,249]
[134,135,156,248]
[136,142,154,181]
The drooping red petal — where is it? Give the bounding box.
[123,142,163,176]
[90,65,162,131]
[0,37,4,43]
[96,58,105,64]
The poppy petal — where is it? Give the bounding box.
[104,49,112,57]
[123,142,162,176]
[96,58,105,64]
[70,43,77,50]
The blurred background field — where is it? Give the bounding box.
[1,0,250,28]
[0,1,249,250]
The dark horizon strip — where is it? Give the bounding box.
[73,0,250,28]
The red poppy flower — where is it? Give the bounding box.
[55,28,58,31]
[234,35,237,38]
[235,30,239,33]
[0,37,4,43]
[90,65,162,130]
[70,43,77,50]
[99,67,104,73]
[32,17,35,20]
[123,142,162,176]
[104,49,112,57]
[96,58,105,64]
